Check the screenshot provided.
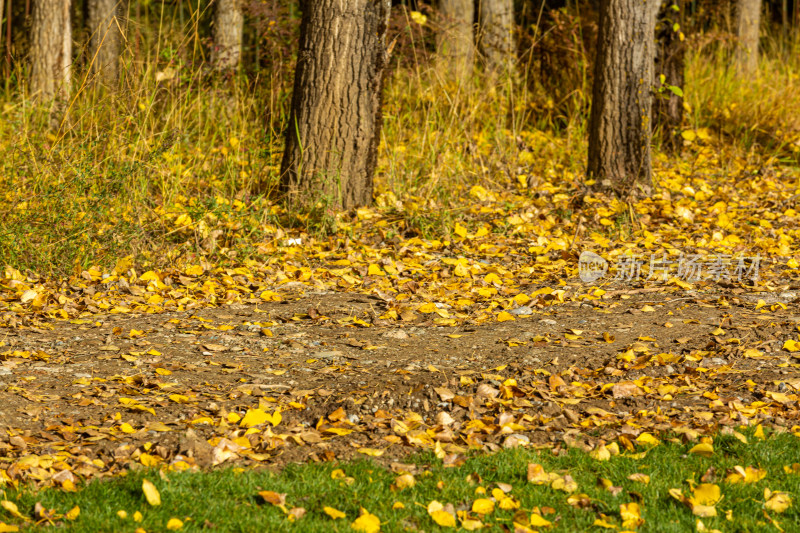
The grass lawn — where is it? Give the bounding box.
[2,427,799,532]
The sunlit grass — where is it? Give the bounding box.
[0,13,798,275]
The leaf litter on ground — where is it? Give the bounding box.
[0,135,798,531]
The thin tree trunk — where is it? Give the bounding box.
[437,0,473,82]
[478,0,514,74]
[30,0,72,106]
[735,0,761,76]
[88,0,120,85]
[0,0,4,74]
[587,0,661,196]
[211,0,243,70]
[279,0,391,210]
[654,0,686,152]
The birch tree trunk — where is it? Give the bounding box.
[279,0,391,210]
[587,0,661,196]
[30,0,72,106]
[88,0,120,85]
[735,0,761,76]
[478,0,514,74]
[436,0,473,82]
[211,0,243,70]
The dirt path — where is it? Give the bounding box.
[1,286,799,488]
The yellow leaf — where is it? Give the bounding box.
[357,448,384,457]
[496,311,515,322]
[764,489,792,513]
[417,303,437,314]
[530,513,552,527]
[527,463,555,484]
[394,474,415,489]
[367,264,385,276]
[174,213,192,227]
[155,368,172,376]
[184,264,204,276]
[169,394,191,404]
[692,484,721,505]
[689,442,714,457]
[551,475,578,493]
[628,473,650,484]
[240,408,268,427]
[726,465,767,484]
[783,340,800,352]
[0,501,25,520]
[142,479,161,506]
[636,433,660,446]
[692,504,718,518]
[592,517,617,529]
[460,518,484,530]
[392,502,405,510]
[119,422,136,433]
[620,502,643,529]
[471,498,494,515]
[0,524,19,532]
[324,427,354,436]
[430,510,456,527]
[65,506,80,521]
[134,511,143,522]
[351,509,381,533]
[324,506,346,519]
[409,10,427,25]
[166,518,183,530]
[590,444,611,461]
[258,491,286,506]
[754,424,766,439]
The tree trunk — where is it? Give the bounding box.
[478,0,514,74]
[437,0,473,82]
[0,0,4,72]
[587,0,661,196]
[279,0,391,210]
[30,0,72,104]
[211,0,243,70]
[735,0,761,76]
[88,0,120,85]
[654,0,686,152]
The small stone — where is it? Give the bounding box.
[510,306,533,316]
[384,329,409,339]
[539,319,558,326]
[503,434,530,448]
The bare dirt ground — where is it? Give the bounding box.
[1,285,799,488]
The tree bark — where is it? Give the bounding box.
[478,0,514,74]
[735,0,761,76]
[0,0,4,71]
[654,0,685,152]
[88,0,120,85]
[30,0,72,104]
[279,0,391,210]
[587,0,661,196]
[436,0,473,82]
[211,0,243,70]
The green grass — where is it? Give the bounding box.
[3,428,800,531]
